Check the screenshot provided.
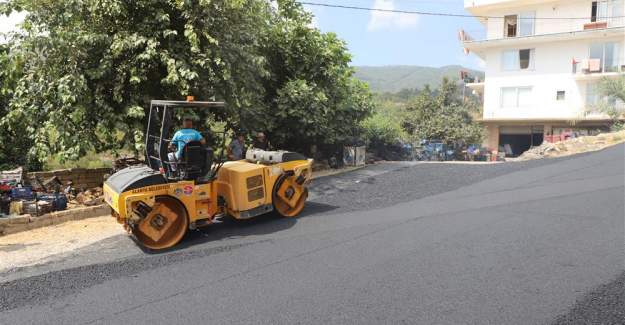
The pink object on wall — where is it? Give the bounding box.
[588,59,602,72]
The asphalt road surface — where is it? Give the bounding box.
[1,145,624,325]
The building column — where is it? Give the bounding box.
[483,124,499,151]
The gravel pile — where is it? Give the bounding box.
[511,130,625,161]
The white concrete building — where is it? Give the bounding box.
[462,0,625,156]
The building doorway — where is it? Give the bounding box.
[499,125,544,157]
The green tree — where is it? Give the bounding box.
[0,40,40,170]
[0,0,372,169]
[260,2,373,152]
[402,78,484,144]
[594,76,625,130]
[361,99,407,153]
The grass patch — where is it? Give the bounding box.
[44,150,136,171]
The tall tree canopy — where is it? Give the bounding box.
[0,0,372,170]
[401,78,484,144]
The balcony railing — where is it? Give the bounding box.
[584,15,625,30]
[461,17,625,43]
[458,29,485,43]
[572,58,625,75]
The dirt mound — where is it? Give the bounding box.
[509,130,625,161]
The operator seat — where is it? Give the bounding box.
[179,141,213,181]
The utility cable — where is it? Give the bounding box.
[297,1,625,20]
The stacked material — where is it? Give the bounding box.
[70,187,104,208]
[26,167,111,192]
[1,170,69,218]
[0,167,23,191]
[1,167,111,220]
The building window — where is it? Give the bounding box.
[557,91,566,101]
[586,83,598,106]
[519,49,532,69]
[504,12,535,38]
[504,15,517,37]
[502,49,535,71]
[589,42,621,72]
[592,0,625,25]
[501,87,533,108]
[519,12,536,36]
[591,1,609,22]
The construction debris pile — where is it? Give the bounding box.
[510,130,625,161]
[71,187,105,209]
[0,167,106,218]
[112,157,143,171]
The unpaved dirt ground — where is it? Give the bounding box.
[0,216,125,272]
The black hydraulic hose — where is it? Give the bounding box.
[210,130,229,179]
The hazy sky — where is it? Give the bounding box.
[0,0,485,70]
[304,0,485,70]
[0,10,25,43]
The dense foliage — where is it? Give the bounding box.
[0,42,39,170]
[361,99,407,156]
[360,79,483,160]
[596,76,625,130]
[401,79,484,144]
[0,0,372,170]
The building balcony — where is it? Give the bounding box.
[460,12,625,47]
[480,99,624,123]
[480,114,615,123]
[461,26,625,58]
[572,56,625,80]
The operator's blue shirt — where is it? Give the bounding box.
[171,129,203,159]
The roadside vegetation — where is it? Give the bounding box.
[362,78,483,160]
[594,76,625,131]
[0,0,373,171]
[361,98,408,160]
[0,1,486,171]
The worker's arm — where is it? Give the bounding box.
[226,144,234,160]
[169,132,181,152]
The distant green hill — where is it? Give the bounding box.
[353,65,484,94]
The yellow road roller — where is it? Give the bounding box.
[103,99,312,250]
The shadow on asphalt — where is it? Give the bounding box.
[142,201,339,254]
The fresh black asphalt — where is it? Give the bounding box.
[1,145,624,324]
